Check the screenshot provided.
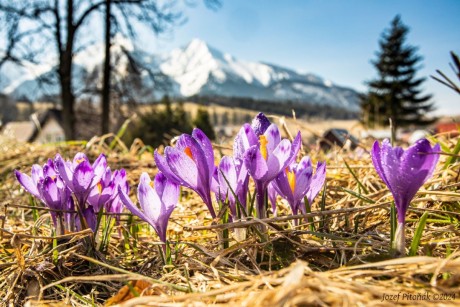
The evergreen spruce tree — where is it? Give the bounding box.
[361,15,435,130]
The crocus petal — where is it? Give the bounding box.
[138,172,161,223]
[72,152,89,168]
[267,182,278,215]
[292,157,313,201]
[154,149,181,184]
[118,185,153,227]
[251,112,271,136]
[31,164,44,184]
[244,145,268,181]
[155,172,180,210]
[306,161,326,205]
[41,176,61,210]
[15,170,40,198]
[288,131,302,165]
[55,154,75,191]
[72,160,94,196]
[233,123,258,160]
[92,153,107,184]
[218,156,238,204]
[165,147,199,189]
[274,170,295,205]
[264,124,281,155]
[192,128,215,177]
[266,139,292,181]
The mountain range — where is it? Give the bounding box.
[0,36,360,110]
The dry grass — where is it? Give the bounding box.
[1,119,460,306]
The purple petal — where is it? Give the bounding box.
[92,153,107,184]
[15,170,40,198]
[292,157,314,201]
[55,154,75,191]
[288,131,302,165]
[267,182,278,215]
[251,113,271,136]
[41,176,61,210]
[118,185,153,226]
[218,156,238,204]
[274,169,295,205]
[154,172,179,210]
[306,161,326,205]
[165,147,199,189]
[233,123,258,160]
[72,160,94,196]
[31,164,44,184]
[266,139,292,181]
[175,134,209,186]
[72,152,89,169]
[192,128,215,177]
[154,149,181,184]
[138,172,162,223]
[263,124,281,155]
[244,145,268,181]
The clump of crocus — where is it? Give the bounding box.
[371,139,440,255]
[15,152,126,235]
[243,122,301,218]
[118,172,179,254]
[154,128,217,218]
[15,159,74,235]
[273,157,326,218]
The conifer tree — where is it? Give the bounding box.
[361,15,435,130]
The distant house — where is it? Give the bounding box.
[319,128,359,151]
[436,122,460,136]
[1,108,65,143]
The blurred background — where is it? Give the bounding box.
[0,0,458,147]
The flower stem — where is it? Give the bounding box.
[255,182,266,219]
[393,222,406,257]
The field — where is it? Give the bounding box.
[1,115,460,306]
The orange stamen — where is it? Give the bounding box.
[259,135,268,160]
[97,182,103,194]
[184,146,194,161]
[76,158,85,164]
[285,168,296,192]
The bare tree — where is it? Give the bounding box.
[0,0,189,140]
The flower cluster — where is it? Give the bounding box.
[15,153,128,235]
[123,113,327,247]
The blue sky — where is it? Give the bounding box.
[142,0,460,115]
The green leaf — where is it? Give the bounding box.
[409,211,429,256]
[341,187,375,204]
[344,160,369,194]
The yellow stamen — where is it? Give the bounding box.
[149,181,154,189]
[184,146,194,161]
[76,158,85,164]
[97,182,103,194]
[285,168,296,192]
[259,135,268,160]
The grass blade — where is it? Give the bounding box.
[343,160,369,194]
[409,211,429,256]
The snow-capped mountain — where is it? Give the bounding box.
[0,37,360,110]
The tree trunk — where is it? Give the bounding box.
[101,0,112,135]
[60,0,76,140]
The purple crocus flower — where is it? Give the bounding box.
[273,157,326,216]
[216,156,250,218]
[118,172,179,249]
[371,138,440,255]
[15,160,73,234]
[251,112,271,136]
[154,128,216,218]
[106,169,129,216]
[243,123,301,218]
[87,167,115,212]
[55,153,95,207]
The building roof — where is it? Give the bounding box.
[1,108,63,142]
